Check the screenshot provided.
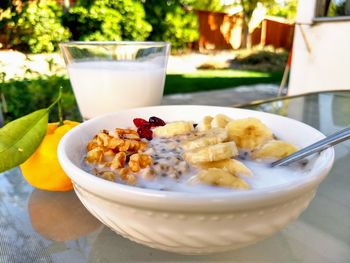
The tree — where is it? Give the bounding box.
[0,0,70,53]
[240,0,274,48]
[266,0,298,20]
[63,0,152,41]
[328,0,350,16]
[0,0,28,49]
[240,0,300,48]
[143,0,199,50]
[190,0,224,12]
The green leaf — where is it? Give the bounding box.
[0,109,49,172]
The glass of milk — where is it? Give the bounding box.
[60,41,170,120]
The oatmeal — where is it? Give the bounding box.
[84,114,308,192]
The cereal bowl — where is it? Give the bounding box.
[57,105,334,254]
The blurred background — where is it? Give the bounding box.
[0,0,349,123]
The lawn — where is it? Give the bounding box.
[0,69,283,123]
[165,70,282,94]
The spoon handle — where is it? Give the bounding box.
[271,126,350,167]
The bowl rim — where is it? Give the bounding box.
[58,105,335,211]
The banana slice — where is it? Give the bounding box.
[197,116,213,132]
[211,114,232,128]
[226,118,273,150]
[181,128,228,150]
[153,121,194,137]
[252,140,298,160]
[195,159,252,177]
[184,141,238,164]
[190,168,249,189]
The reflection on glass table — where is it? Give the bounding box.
[0,91,349,262]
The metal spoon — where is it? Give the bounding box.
[271,126,350,167]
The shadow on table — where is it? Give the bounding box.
[28,189,101,242]
[87,226,307,262]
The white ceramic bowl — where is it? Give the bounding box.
[57,106,334,254]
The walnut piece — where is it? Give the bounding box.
[129,153,153,172]
[98,171,116,181]
[86,147,104,164]
[86,128,153,185]
[111,152,126,169]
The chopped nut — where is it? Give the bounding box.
[111,152,126,169]
[87,140,98,151]
[128,140,140,152]
[103,149,115,163]
[119,167,130,180]
[127,140,147,152]
[138,141,148,151]
[99,171,116,181]
[139,154,153,168]
[129,159,140,172]
[108,137,124,149]
[115,128,139,138]
[129,153,139,161]
[86,147,104,164]
[129,153,152,172]
[96,132,110,147]
[126,174,136,185]
[118,140,131,152]
[86,127,154,187]
[124,133,140,140]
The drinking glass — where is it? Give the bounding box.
[60,41,170,120]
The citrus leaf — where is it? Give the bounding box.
[0,109,49,172]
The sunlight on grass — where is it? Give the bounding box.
[180,70,270,78]
[164,70,282,94]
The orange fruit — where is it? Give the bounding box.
[28,189,101,241]
[20,120,80,191]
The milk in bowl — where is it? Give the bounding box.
[82,114,316,193]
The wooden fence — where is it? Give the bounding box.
[197,10,295,50]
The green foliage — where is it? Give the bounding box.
[0,1,24,49]
[63,3,122,41]
[266,0,298,20]
[12,0,70,53]
[240,0,276,20]
[328,0,349,17]
[189,0,224,12]
[114,0,152,40]
[143,0,199,50]
[163,6,199,49]
[238,0,274,48]
[2,0,200,52]
[63,0,151,41]
[1,76,81,123]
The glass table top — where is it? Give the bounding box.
[1,91,349,262]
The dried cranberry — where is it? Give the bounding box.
[137,126,153,140]
[133,118,149,128]
[149,116,166,127]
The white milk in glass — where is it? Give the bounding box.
[67,61,165,119]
